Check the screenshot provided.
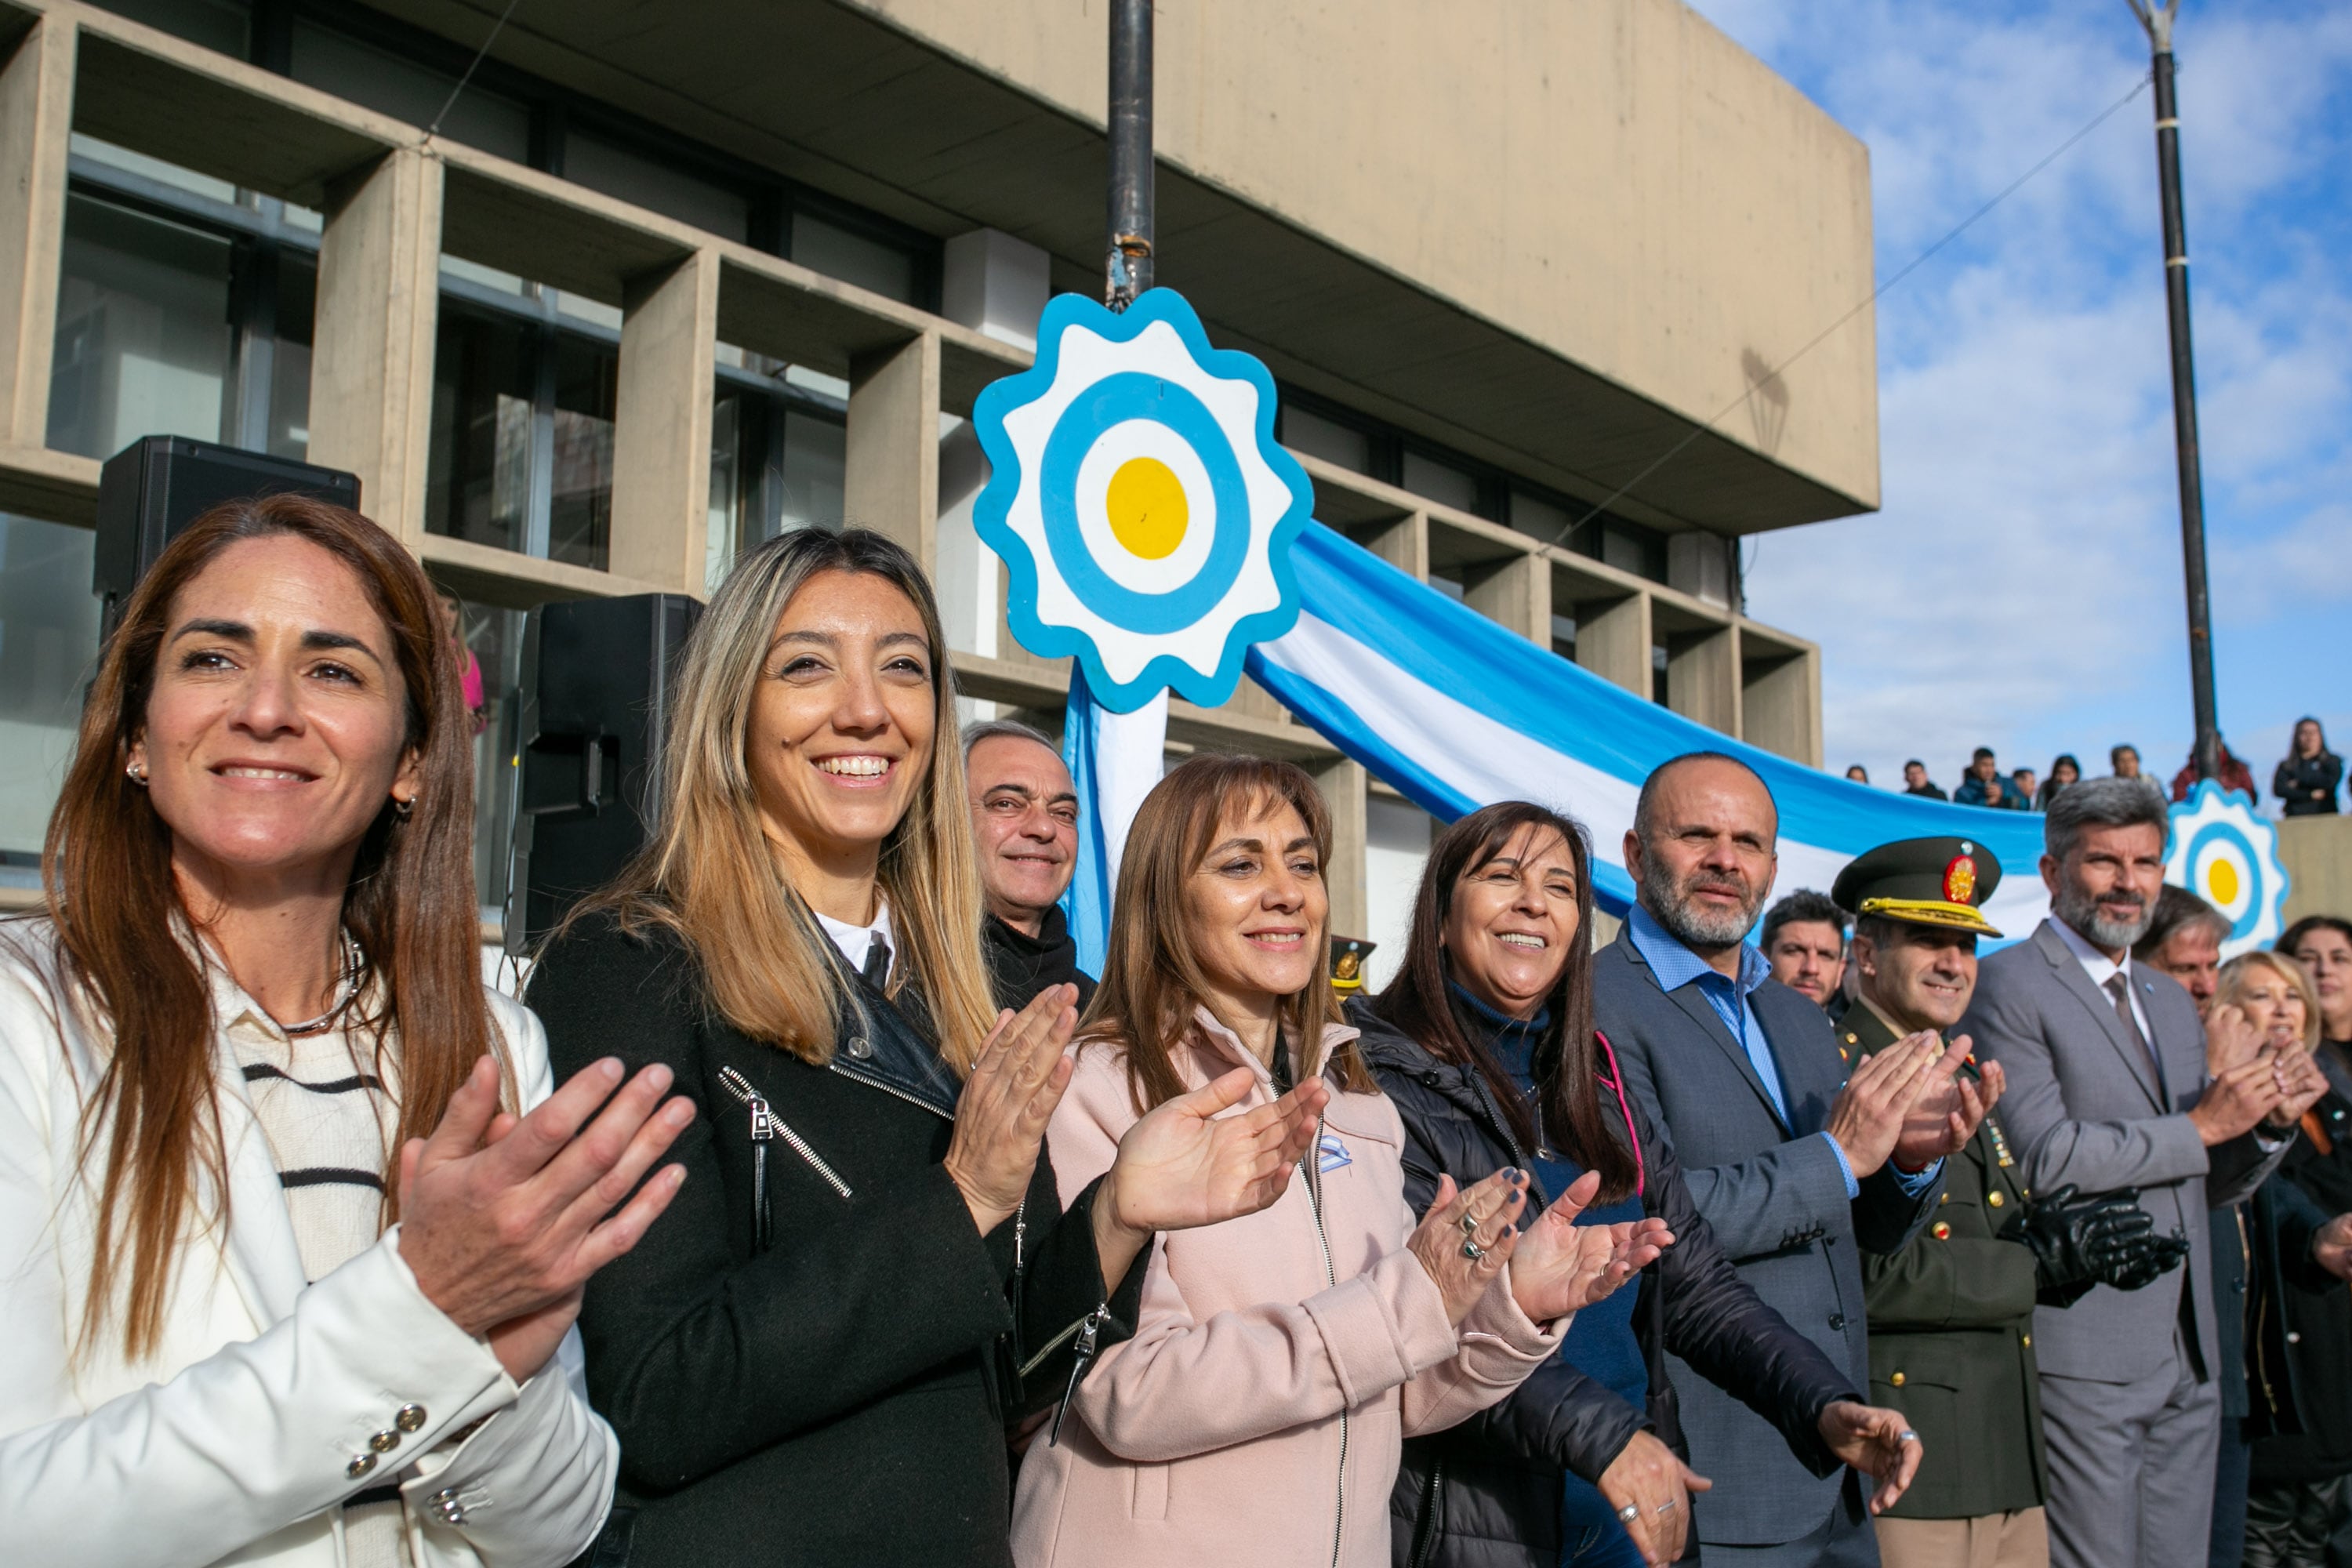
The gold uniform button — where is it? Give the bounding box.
[1987,1192,2005,1207]
[1891,1371,1907,1388]
[1940,1192,1951,1204]
[346,1453,376,1479]
[395,1404,427,1433]
[2022,1334,2032,1347]
[1932,1221,1951,1240]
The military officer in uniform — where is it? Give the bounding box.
[1833,838,2182,1568]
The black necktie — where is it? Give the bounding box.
[862,934,891,988]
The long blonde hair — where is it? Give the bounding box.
[572,528,997,1073]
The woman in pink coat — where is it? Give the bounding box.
[1011,757,1671,1568]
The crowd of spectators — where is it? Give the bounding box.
[1853,724,2344,816]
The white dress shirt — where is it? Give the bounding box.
[2050,914,2154,1041]
[814,899,895,981]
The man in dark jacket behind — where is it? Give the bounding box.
[964,719,1097,1013]
[1593,753,1984,1566]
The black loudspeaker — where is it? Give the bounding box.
[94,437,362,636]
[509,593,702,949]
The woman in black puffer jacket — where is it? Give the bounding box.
[1356,802,1862,1568]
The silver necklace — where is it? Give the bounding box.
[281,931,368,1037]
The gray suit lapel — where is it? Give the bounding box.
[2034,920,2164,1112]
[1626,939,1790,1131]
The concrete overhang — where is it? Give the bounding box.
[362,0,1881,535]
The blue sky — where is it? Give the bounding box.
[1686,0,2352,807]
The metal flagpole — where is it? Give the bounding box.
[1105,0,1153,310]
[2125,0,2220,783]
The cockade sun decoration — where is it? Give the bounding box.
[971,289,1312,712]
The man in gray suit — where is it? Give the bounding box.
[1962,778,2292,1568]
[1596,753,1992,1566]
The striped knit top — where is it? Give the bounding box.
[216,958,410,1568]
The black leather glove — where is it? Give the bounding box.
[2106,1227,2190,1293]
[2015,1185,2162,1307]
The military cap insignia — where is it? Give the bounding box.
[1943,853,1977,906]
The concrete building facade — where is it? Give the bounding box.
[0,0,1878,975]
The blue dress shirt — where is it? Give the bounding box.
[1624,902,1940,1200]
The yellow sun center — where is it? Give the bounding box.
[1106,456,1188,560]
[2205,858,2240,906]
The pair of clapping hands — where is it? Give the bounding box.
[1829,1031,2002,1179]
[2196,1004,2329,1144]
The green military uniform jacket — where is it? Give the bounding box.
[1847,1003,2049,1519]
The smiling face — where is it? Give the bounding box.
[130,535,417,899]
[2232,960,2310,1054]
[1766,919,1846,1007]
[746,569,936,907]
[2289,925,2352,1038]
[1442,823,1580,1020]
[967,732,1078,932]
[1628,757,1778,954]
[1856,922,1978,1033]
[1182,793,1327,1016]
[2045,820,2167,954]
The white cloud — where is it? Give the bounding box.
[1692,0,2352,798]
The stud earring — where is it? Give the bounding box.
[392,793,416,819]
[125,760,147,786]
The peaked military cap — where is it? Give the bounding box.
[1328,936,1377,993]
[1831,836,2004,938]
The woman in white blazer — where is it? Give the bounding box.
[0,495,694,1567]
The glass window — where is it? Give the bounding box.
[426,308,535,554]
[434,589,527,911]
[1281,407,1373,475]
[0,515,101,858]
[779,412,845,534]
[48,192,234,459]
[1510,490,1573,546]
[547,337,616,571]
[565,133,749,241]
[1550,612,1577,661]
[1402,450,1479,515]
[85,0,249,58]
[289,21,531,163]
[710,379,847,590]
[794,214,917,304]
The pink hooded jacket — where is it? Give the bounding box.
[1010,1009,1565,1568]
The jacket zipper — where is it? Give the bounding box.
[1302,1118,1346,1568]
[1047,1304,1109,1446]
[827,1058,953,1120]
[718,1065,854,1208]
[1406,1455,1446,1568]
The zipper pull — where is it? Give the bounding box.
[1049,1305,1109,1447]
[719,1065,775,1250]
[717,1065,774,1139]
[1014,1198,1027,1272]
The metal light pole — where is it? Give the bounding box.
[2125,0,2220,782]
[1105,0,1154,310]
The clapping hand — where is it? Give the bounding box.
[1091,1069,1330,1283]
[1824,1033,1945,1178]
[1406,1170,1530,1325]
[397,1054,695,1381]
[1817,1399,1924,1514]
[1889,1037,1998,1172]
[1507,1169,1674,1324]
[943,984,1081,1236]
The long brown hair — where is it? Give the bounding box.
[569,528,997,1073]
[1083,753,1375,1113]
[1370,801,1639,1203]
[29,494,499,1360]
